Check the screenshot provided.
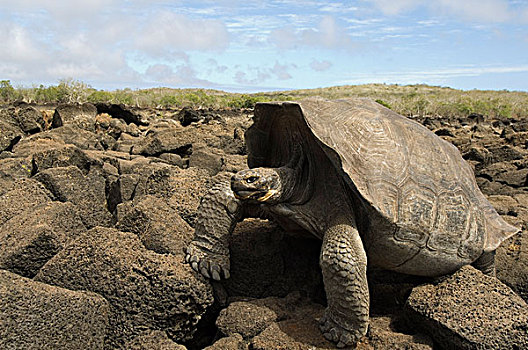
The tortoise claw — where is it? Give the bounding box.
[185,241,231,280]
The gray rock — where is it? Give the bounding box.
[222,219,323,300]
[204,334,247,350]
[404,265,528,349]
[0,157,33,185]
[218,293,433,350]
[131,126,193,157]
[31,143,101,174]
[52,103,98,131]
[0,179,52,226]
[0,269,109,350]
[159,152,185,167]
[216,300,279,339]
[367,316,433,350]
[125,330,187,350]
[27,124,108,151]
[34,165,114,228]
[34,227,214,348]
[0,109,23,153]
[95,103,149,126]
[11,137,68,158]
[497,231,528,302]
[189,146,225,176]
[14,106,43,134]
[113,132,141,153]
[116,195,193,255]
[478,161,528,188]
[0,202,86,277]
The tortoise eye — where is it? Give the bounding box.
[246,176,259,184]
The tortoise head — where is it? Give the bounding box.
[231,168,285,204]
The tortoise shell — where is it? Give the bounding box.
[246,98,518,271]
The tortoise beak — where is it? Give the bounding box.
[257,189,277,202]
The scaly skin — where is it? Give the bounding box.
[319,222,369,348]
[185,180,242,281]
[186,169,371,349]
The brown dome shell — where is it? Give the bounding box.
[246,97,518,258]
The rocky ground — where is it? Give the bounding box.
[0,101,527,349]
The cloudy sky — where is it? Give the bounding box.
[1,0,527,92]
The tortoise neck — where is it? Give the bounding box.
[276,151,314,205]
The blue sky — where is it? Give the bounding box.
[1,0,527,92]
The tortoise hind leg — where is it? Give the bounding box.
[471,250,496,277]
[319,222,369,348]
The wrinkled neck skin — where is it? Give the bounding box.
[274,165,298,203]
[263,162,328,238]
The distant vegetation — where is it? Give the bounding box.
[1,79,527,119]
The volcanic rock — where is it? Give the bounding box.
[34,227,214,349]
[34,165,114,228]
[52,103,98,131]
[116,195,193,255]
[0,269,109,350]
[0,201,86,277]
[404,265,528,349]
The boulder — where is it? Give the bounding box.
[0,269,109,350]
[26,124,108,151]
[131,126,193,157]
[0,179,52,226]
[113,132,141,153]
[167,167,214,227]
[52,103,98,131]
[0,109,23,153]
[31,143,101,174]
[215,292,432,350]
[222,219,323,300]
[0,157,32,185]
[204,334,247,350]
[216,300,280,339]
[14,106,43,134]
[34,227,214,348]
[0,201,86,277]
[11,137,68,158]
[125,330,187,350]
[496,231,528,302]
[366,316,433,350]
[188,146,225,176]
[95,103,149,126]
[116,195,193,255]
[404,265,528,349]
[34,166,114,228]
[159,152,185,167]
[178,107,202,126]
[487,144,526,163]
[478,161,528,188]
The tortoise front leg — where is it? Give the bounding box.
[319,222,369,348]
[185,180,242,281]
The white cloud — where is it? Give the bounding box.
[134,11,229,56]
[367,0,515,22]
[0,1,231,87]
[270,15,356,50]
[271,62,294,80]
[233,61,295,85]
[337,65,528,85]
[432,0,511,23]
[0,24,45,63]
[310,59,333,72]
[366,0,422,16]
[144,64,213,86]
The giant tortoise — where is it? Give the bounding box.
[185,97,519,348]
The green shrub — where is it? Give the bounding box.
[0,80,17,102]
[375,99,391,109]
